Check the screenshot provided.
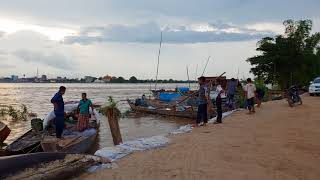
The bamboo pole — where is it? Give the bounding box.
[106,109,122,145]
[154,31,163,91]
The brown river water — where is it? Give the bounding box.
[0,83,196,149]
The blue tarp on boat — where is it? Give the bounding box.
[159,93,181,102]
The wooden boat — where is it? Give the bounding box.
[5,129,43,155]
[0,152,109,180]
[128,100,197,119]
[5,107,100,156]
[0,121,11,143]
[40,114,99,153]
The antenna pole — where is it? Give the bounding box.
[154,31,163,90]
[201,56,211,76]
[186,65,190,88]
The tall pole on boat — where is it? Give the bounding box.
[154,31,163,91]
[186,65,190,88]
[201,56,211,76]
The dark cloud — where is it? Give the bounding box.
[13,49,75,70]
[0,0,319,26]
[64,22,274,44]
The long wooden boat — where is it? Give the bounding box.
[5,109,100,156]
[0,121,11,143]
[40,114,99,154]
[5,129,42,155]
[0,152,108,180]
[128,100,197,119]
[40,129,98,153]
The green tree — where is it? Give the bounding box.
[128,76,138,83]
[247,19,320,89]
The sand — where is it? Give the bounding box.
[81,95,320,180]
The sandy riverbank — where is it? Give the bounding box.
[80,95,320,180]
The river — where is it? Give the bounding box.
[0,83,196,149]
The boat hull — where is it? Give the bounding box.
[0,122,11,143]
[128,102,197,119]
[41,130,98,154]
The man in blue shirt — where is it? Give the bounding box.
[196,76,208,127]
[51,86,66,138]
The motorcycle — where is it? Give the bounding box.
[287,85,302,107]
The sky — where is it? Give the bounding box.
[0,0,320,80]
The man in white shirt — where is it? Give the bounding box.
[243,78,256,114]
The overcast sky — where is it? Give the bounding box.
[0,0,319,80]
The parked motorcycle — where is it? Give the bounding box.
[287,85,302,107]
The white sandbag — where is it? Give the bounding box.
[170,124,193,135]
[208,109,241,123]
[94,136,169,161]
[119,136,169,151]
[94,146,132,161]
[43,111,56,128]
[43,103,79,128]
[73,128,97,137]
[64,103,78,113]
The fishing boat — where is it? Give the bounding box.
[5,102,100,156]
[0,121,11,143]
[0,152,109,180]
[128,99,197,119]
[40,113,99,153]
[5,129,43,155]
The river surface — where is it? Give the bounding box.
[0,83,196,149]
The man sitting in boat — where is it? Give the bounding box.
[77,93,94,132]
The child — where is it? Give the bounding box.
[77,93,94,131]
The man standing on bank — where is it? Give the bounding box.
[196,76,209,127]
[214,78,224,124]
[244,78,256,114]
[51,86,66,138]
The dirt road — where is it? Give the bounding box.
[81,95,320,180]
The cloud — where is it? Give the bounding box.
[64,22,274,44]
[0,63,15,69]
[12,49,75,70]
[0,49,8,55]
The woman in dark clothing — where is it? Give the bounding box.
[255,88,265,107]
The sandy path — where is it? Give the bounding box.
[81,96,320,180]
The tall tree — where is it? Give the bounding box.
[247,19,320,89]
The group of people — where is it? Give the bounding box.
[196,77,264,127]
[50,86,94,139]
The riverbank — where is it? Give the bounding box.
[80,95,320,180]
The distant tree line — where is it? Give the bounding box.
[247,19,320,89]
[109,76,195,83]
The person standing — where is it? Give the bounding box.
[196,76,208,127]
[255,87,265,108]
[51,86,66,138]
[226,78,237,109]
[244,78,256,114]
[214,79,224,124]
[77,93,93,131]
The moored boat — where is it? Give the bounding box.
[40,113,99,153]
[128,100,197,119]
[5,129,43,155]
[0,121,11,143]
[4,102,100,156]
